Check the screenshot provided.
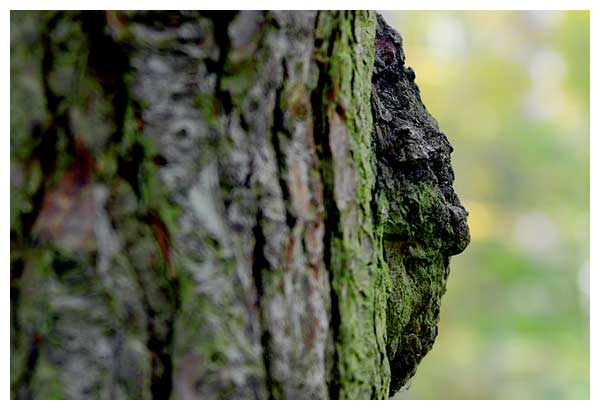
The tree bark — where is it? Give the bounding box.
[10,11,469,399]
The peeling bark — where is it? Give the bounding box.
[10,11,469,399]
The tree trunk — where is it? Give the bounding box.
[10,11,469,399]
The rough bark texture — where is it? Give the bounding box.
[10,11,469,399]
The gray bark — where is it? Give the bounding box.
[10,11,469,399]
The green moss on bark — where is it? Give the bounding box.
[313,11,392,399]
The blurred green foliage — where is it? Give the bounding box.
[389,11,589,399]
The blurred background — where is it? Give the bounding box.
[384,11,590,399]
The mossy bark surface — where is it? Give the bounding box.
[10,11,469,399]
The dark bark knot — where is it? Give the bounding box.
[372,14,470,394]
